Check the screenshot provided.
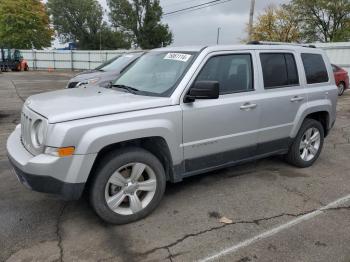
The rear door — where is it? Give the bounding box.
[256,51,307,154]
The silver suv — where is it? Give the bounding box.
[7,43,337,224]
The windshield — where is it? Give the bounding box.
[95,56,120,70]
[113,51,197,96]
[97,53,142,72]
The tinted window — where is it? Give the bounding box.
[260,53,299,89]
[301,53,329,84]
[285,54,299,85]
[196,54,253,94]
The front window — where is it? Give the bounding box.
[113,51,197,96]
[196,54,254,94]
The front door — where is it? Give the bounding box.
[181,51,261,175]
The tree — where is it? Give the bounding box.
[47,0,130,50]
[249,5,301,43]
[0,0,53,49]
[289,0,350,42]
[108,0,173,49]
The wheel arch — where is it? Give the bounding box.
[305,111,330,137]
[292,107,331,138]
[85,136,176,192]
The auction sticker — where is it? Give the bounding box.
[164,53,192,62]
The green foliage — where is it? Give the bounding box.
[108,0,173,49]
[289,0,350,42]
[47,0,131,50]
[250,4,301,42]
[0,0,53,49]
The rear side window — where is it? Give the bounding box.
[301,53,329,84]
[260,53,299,89]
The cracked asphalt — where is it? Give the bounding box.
[1,71,350,262]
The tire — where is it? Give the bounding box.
[89,147,166,224]
[338,82,345,96]
[286,119,324,168]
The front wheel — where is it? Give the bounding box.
[285,119,324,168]
[90,148,166,224]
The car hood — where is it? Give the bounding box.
[70,70,119,83]
[26,86,173,123]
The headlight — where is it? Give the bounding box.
[31,119,46,148]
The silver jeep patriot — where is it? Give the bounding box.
[7,43,337,224]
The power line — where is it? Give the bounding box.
[162,0,204,9]
[163,0,234,16]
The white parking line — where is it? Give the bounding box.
[199,194,350,262]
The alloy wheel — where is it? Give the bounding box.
[299,127,321,162]
[105,162,157,215]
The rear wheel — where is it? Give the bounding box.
[338,82,345,96]
[286,119,324,168]
[90,147,166,224]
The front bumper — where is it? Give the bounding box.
[6,125,95,200]
[9,157,85,200]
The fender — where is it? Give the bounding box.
[290,99,332,138]
[75,119,182,165]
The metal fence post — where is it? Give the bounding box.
[88,51,91,70]
[33,50,37,70]
[71,50,74,71]
[53,51,56,70]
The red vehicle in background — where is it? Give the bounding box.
[332,64,349,96]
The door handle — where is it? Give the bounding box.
[240,103,257,111]
[290,96,304,102]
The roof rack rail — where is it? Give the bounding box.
[247,41,316,48]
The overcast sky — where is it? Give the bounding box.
[97,0,291,46]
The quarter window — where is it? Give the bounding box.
[196,54,254,94]
[301,53,329,84]
[260,53,299,89]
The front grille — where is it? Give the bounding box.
[21,111,33,151]
[67,82,78,88]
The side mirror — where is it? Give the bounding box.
[184,81,219,103]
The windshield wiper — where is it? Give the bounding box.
[111,84,139,94]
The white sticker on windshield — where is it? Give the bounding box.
[164,53,191,62]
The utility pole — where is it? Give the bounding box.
[248,0,256,41]
[216,27,221,45]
